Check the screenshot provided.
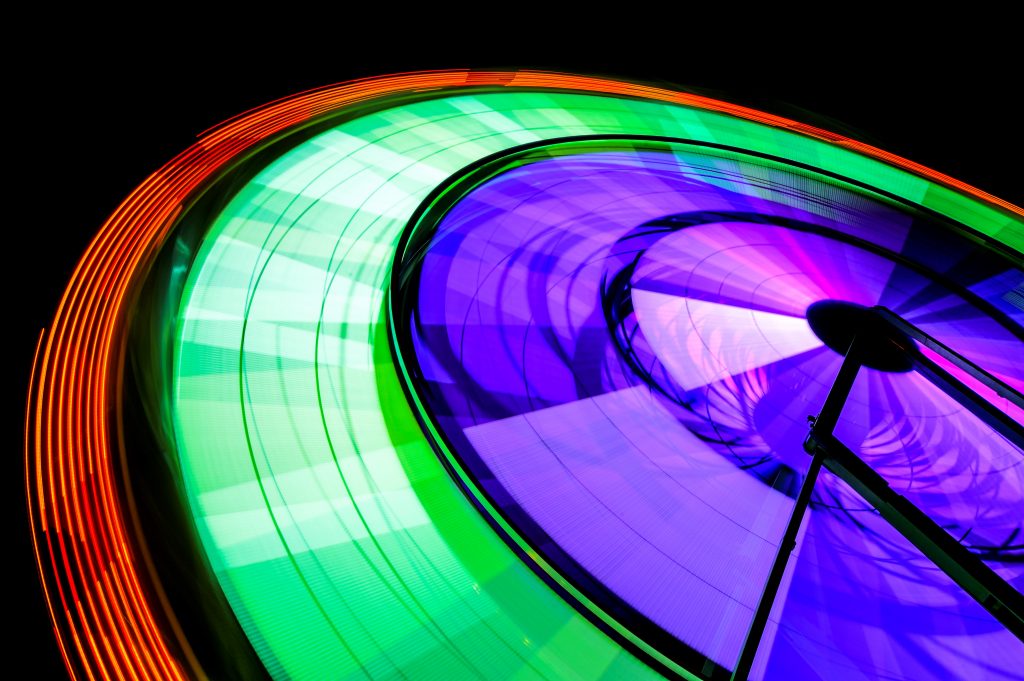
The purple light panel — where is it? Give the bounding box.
[402,146,1024,680]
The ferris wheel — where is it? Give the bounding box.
[26,71,1023,681]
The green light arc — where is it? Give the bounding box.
[168,89,1022,681]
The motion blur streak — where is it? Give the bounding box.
[25,70,1021,681]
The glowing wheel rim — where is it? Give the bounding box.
[25,71,1023,681]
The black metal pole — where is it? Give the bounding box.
[816,434,1024,640]
[911,351,1024,452]
[809,340,863,436]
[732,307,1024,677]
[731,342,863,680]
[874,306,1024,410]
[730,449,824,681]
[807,319,1024,640]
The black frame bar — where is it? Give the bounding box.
[730,307,1024,680]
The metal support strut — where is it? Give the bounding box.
[730,343,862,681]
[730,309,1024,680]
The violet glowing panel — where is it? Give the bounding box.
[396,143,1024,680]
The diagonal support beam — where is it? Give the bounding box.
[806,431,1024,640]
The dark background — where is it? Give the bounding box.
[17,42,1020,678]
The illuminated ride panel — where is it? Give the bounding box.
[26,72,1023,681]
[395,142,1024,679]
